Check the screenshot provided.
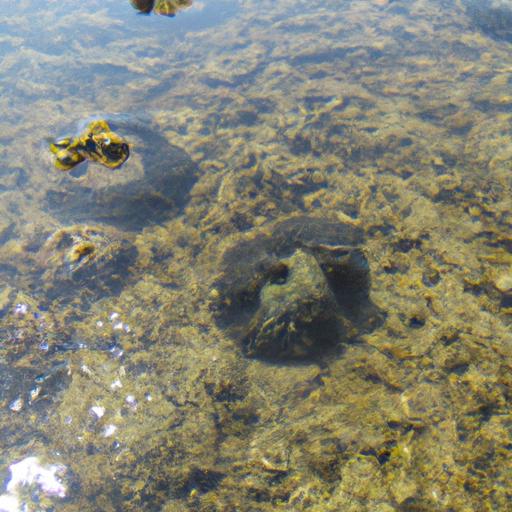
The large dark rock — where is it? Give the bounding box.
[212,216,382,359]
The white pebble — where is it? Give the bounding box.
[13,304,28,316]
[90,406,105,419]
[9,398,23,412]
[125,395,137,409]
[29,386,41,403]
[102,424,117,437]
[110,379,123,390]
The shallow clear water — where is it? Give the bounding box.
[0,1,511,511]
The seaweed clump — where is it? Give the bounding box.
[130,0,193,17]
[49,120,130,171]
[44,117,200,230]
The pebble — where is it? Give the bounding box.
[103,424,117,437]
[29,386,42,403]
[495,273,512,294]
[125,395,137,406]
[9,398,24,412]
[13,303,28,316]
[110,379,123,389]
[90,406,105,419]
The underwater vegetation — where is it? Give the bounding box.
[0,0,510,510]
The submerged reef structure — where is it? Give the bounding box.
[212,216,381,359]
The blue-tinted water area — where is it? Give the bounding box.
[0,1,511,511]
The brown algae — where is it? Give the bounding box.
[0,0,511,511]
[49,120,130,171]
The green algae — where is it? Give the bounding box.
[0,0,511,510]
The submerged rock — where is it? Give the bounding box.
[130,0,154,13]
[44,115,199,230]
[464,0,512,42]
[212,216,381,359]
[130,0,193,17]
[38,224,137,301]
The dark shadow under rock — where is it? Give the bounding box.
[44,116,199,230]
[212,216,383,360]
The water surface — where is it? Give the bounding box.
[0,1,511,511]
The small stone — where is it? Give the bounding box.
[111,379,123,390]
[103,424,117,437]
[13,303,28,316]
[9,397,24,412]
[90,406,105,419]
[495,274,512,294]
[125,395,137,409]
[109,347,124,359]
[212,216,379,359]
[29,386,42,403]
[208,288,220,300]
